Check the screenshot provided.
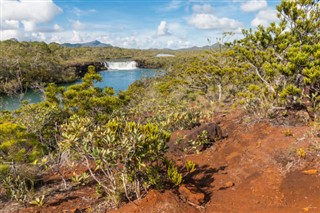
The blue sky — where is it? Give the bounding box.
[1,0,280,49]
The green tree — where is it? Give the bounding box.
[235,0,319,111]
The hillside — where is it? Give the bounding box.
[61,40,112,48]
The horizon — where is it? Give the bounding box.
[2,38,221,50]
[1,0,280,49]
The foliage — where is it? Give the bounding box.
[185,160,196,174]
[167,164,182,187]
[29,195,45,207]
[60,115,171,206]
[2,175,34,204]
[146,110,202,132]
[0,121,46,165]
[43,66,124,122]
[0,120,44,203]
[186,130,209,154]
[71,172,90,187]
[297,148,307,159]
[282,129,293,137]
[13,102,67,150]
[178,49,245,103]
[234,0,320,114]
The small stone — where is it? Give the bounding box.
[302,169,318,175]
[225,181,235,188]
[179,184,205,205]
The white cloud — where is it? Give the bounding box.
[71,31,83,43]
[53,24,63,32]
[251,8,278,27]
[192,4,213,14]
[2,0,62,23]
[2,20,20,30]
[22,21,36,32]
[31,32,47,41]
[1,29,22,40]
[157,21,171,36]
[1,0,62,41]
[240,0,267,12]
[70,20,86,30]
[188,14,243,30]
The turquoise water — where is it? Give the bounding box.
[0,68,157,111]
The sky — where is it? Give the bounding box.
[0,0,281,49]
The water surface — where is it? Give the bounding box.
[1,68,157,111]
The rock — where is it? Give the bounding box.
[178,184,205,205]
[302,169,318,175]
[218,181,235,190]
[295,111,310,126]
[186,123,224,143]
[168,123,224,155]
[225,181,235,188]
[270,107,311,126]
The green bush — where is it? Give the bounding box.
[60,115,171,206]
[0,121,45,202]
[0,121,46,165]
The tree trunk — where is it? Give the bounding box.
[218,84,222,102]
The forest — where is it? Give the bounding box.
[0,0,319,212]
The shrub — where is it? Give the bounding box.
[0,121,46,165]
[60,115,171,206]
[0,121,45,203]
[167,164,182,186]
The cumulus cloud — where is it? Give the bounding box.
[240,0,268,12]
[2,20,20,30]
[157,21,171,36]
[251,8,278,27]
[188,14,243,30]
[70,20,86,30]
[22,21,37,32]
[71,31,83,43]
[192,4,213,14]
[1,0,62,40]
[2,0,62,23]
[1,29,22,41]
[53,24,63,32]
[31,32,47,41]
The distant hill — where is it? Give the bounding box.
[177,43,221,51]
[148,43,221,51]
[61,40,112,48]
